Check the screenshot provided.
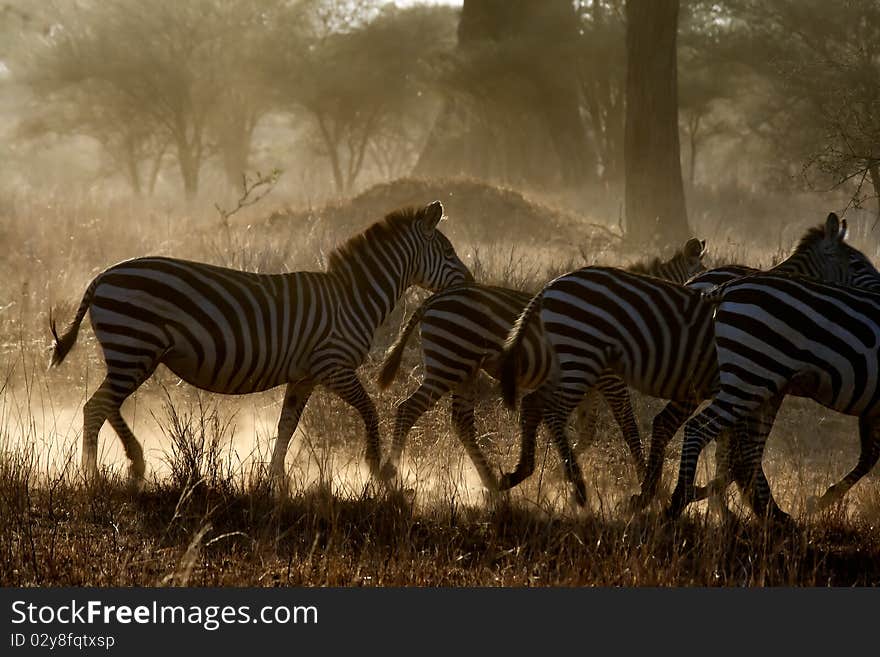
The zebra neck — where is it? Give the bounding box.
[334,255,411,346]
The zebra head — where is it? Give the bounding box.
[681,238,708,279]
[410,200,473,291]
[787,212,851,284]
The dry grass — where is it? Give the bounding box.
[2,184,879,587]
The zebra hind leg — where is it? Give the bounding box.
[82,381,112,485]
[630,398,697,511]
[499,389,544,491]
[270,381,314,494]
[82,373,150,489]
[806,415,880,513]
[730,445,791,526]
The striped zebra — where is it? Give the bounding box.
[376,238,707,489]
[669,271,880,521]
[660,249,880,517]
[49,201,472,488]
[498,214,866,507]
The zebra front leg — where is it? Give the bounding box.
[807,415,880,513]
[668,408,726,520]
[270,381,314,493]
[323,370,383,481]
[380,379,452,482]
[451,387,499,492]
[571,390,600,456]
[730,440,791,525]
[712,394,790,524]
[597,374,645,478]
[630,398,697,510]
[545,392,588,507]
[499,389,544,490]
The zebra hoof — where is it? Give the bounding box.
[127,463,146,492]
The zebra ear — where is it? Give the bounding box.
[826,212,841,240]
[684,238,704,258]
[419,200,444,237]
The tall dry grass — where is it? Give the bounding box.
[1,186,879,587]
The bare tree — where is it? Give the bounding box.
[577,0,626,183]
[716,1,880,217]
[15,0,268,200]
[268,1,453,196]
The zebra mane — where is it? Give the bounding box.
[326,207,420,275]
[627,241,692,276]
[627,256,669,276]
[794,223,833,253]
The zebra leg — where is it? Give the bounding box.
[668,407,729,519]
[380,378,455,482]
[545,390,589,506]
[631,398,698,510]
[499,389,545,490]
[82,379,114,483]
[597,374,644,478]
[106,409,146,489]
[270,381,314,490]
[807,415,880,512]
[322,370,383,480]
[450,386,499,491]
[571,390,600,456]
[720,396,785,521]
[690,428,734,515]
[83,370,155,487]
[729,438,790,524]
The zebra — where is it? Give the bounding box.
[658,248,880,517]
[48,201,472,488]
[497,213,867,507]
[668,271,880,522]
[375,238,708,490]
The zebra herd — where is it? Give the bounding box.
[50,201,880,524]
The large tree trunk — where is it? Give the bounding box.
[624,0,689,246]
[414,0,592,187]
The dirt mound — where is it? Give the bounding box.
[267,177,621,253]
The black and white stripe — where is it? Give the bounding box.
[498,214,867,506]
[669,271,880,521]
[375,239,708,489]
[49,201,472,486]
[687,252,880,514]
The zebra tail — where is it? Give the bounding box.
[49,277,99,369]
[378,304,426,389]
[500,291,544,409]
